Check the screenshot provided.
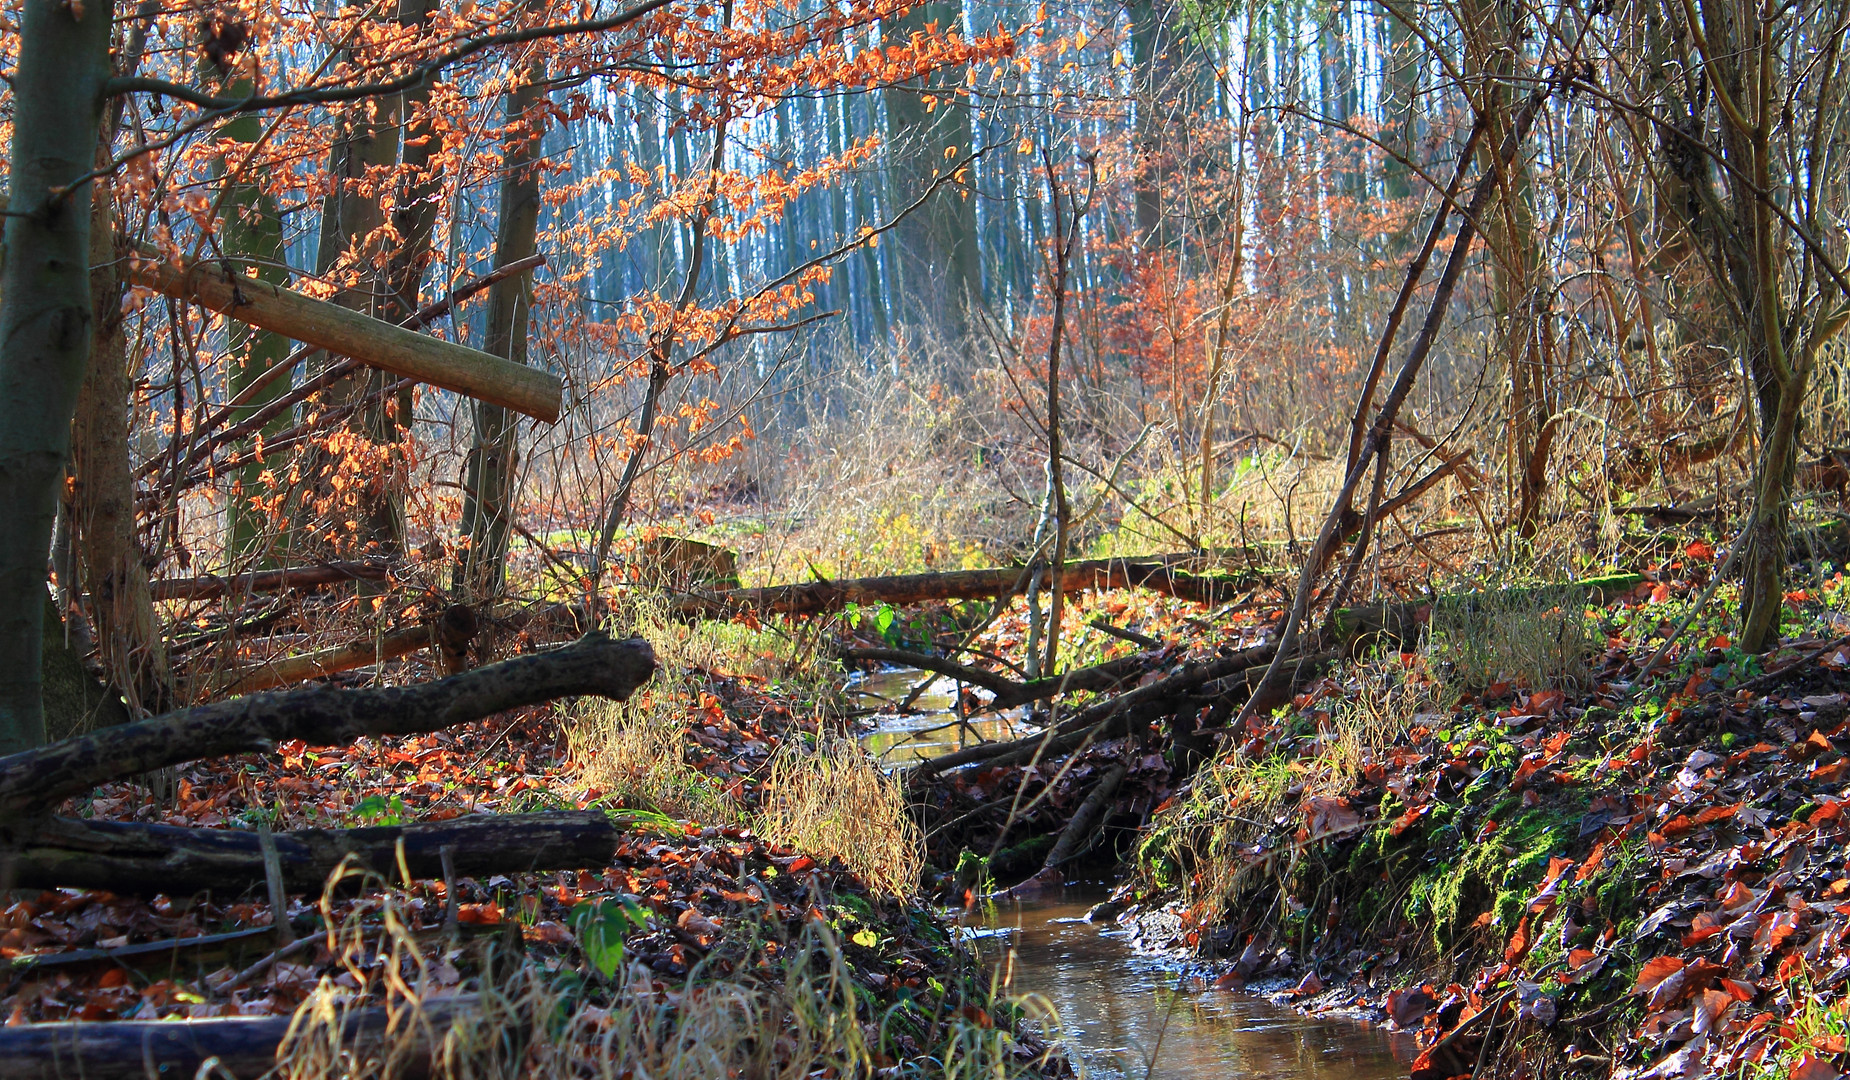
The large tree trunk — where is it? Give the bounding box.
[319,15,411,561]
[1129,0,1179,253]
[74,148,173,717]
[883,0,979,344]
[0,631,654,821]
[0,0,118,753]
[40,595,131,742]
[7,810,617,895]
[204,52,298,565]
[1459,0,1555,538]
[458,65,545,600]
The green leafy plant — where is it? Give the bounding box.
[568,897,651,979]
[353,794,409,827]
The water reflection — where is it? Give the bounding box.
[967,894,1415,1080]
[849,668,1035,765]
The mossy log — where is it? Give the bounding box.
[125,247,562,421]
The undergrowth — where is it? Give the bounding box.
[273,867,1060,1079]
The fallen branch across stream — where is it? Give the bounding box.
[909,640,1282,778]
[839,646,1156,711]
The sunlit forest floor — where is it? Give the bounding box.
[17,421,1850,1080]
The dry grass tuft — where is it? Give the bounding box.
[1136,659,1436,926]
[1429,583,1598,694]
[568,696,738,823]
[754,736,923,899]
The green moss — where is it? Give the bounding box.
[1404,805,1577,951]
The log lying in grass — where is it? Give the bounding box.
[151,560,396,602]
[1327,572,1644,650]
[676,556,1263,618]
[8,811,617,896]
[0,632,654,821]
[126,249,563,422]
[0,995,476,1080]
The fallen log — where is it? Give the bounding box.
[199,615,464,698]
[676,556,1261,618]
[151,560,397,602]
[7,810,617,896]
[0,994,476,1080]
[125,248,562,422]
[0,632,654,821]
[1017,755,1131,891]
[5,925,278,975]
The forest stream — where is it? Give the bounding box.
[852,668,1417,1080]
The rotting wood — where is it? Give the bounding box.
[124,248,563,422]
[151,559,397,601]
[676,555,1261,618]
[0,994,475,1080]
[6,810,617,896]
[0,631,654,821]
[1023,755,1130,887]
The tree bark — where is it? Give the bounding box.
[123,251,563,421]
[458,64,545,599]
[74,150,172,717]
[0,631,653,821]
[6,810,617,895]
[0,0,119,753]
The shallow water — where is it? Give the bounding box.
[849,667,1036,765]
[851,666,1414,1079]
[968,894,1416,1080]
